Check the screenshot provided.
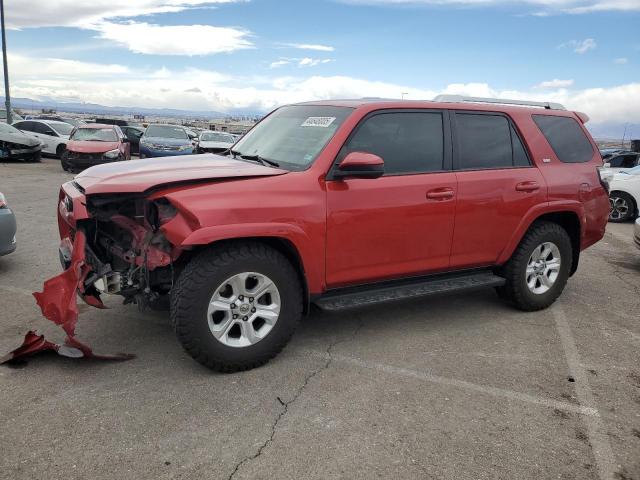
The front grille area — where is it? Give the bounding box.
[67,152,104,161]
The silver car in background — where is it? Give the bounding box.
[0,192,17,257]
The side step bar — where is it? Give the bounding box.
[314,270,506,312]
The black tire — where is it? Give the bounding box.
[56,144,67,159]
[60,152,73,172]
[498,221,572,312]
[608,191,636,222]
[171,242,303,372]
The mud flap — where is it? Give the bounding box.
[1,230,135,365]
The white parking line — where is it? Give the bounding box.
[553,306,617,480]
[304,348,598,416]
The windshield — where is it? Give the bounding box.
[232,105,353,170]
[0,122,24,135]
[145,125,188,139]
[48,122,74,136]
[71,127,117,142]
[201,132,235,143]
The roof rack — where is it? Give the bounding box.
[433,95,566,111]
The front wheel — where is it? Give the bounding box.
[171,242,303,372]
[498,222,572,311]
[56,144,67,159]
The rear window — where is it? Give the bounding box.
[532,115,593,163]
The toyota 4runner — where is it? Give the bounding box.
[46,96,610,372]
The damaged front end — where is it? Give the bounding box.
[59,182,185,310]
[2,181,186,364]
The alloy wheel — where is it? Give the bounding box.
[526,242,561,295]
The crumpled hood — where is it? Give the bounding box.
[0,131,41,147]
[74,154,288,194]
[66,140,120,154]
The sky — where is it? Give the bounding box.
[3,0,640,137]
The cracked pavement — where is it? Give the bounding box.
[0,159,639,480]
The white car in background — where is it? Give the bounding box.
[12,119,73,158]
[196,131,236,154]
[603,151,640,173]
[608,165,640,222]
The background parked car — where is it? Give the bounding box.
[12,120,73,158]
[603,151,640,172]
[608,165,640,222]
[0,109,24,123]
[0,123,42,162]
[139,124,195,158]
[0,192,17,257]
[29,115,86,128]
[61,124,131,172]
[120,126,145,155]
[196,131,236,153]
[600,148,625,160]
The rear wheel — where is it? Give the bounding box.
[609,191,636,222]
[171,242,303,372]
[498,222,572,311]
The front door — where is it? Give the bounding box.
[326,110,457,287]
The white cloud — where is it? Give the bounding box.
[280,43,335,52]
[535,78,574,89]
[5,54,640,127]
[270,58,333,68]
[340,0,640,14]
[5,0,243,29]
[559,38,596,54]
[92,21,252,56]
[613,57,628,64]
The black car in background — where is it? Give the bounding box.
[120,126,146,155]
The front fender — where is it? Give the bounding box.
[164,220,324,294]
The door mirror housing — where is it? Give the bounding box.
[334,152,384,179]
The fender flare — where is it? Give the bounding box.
[496,201,585,265]
[178,222,324,294]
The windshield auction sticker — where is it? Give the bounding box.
[301,117,336,128]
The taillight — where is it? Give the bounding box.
[597,167,613,193]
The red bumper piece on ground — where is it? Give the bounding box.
[1,230,135,365]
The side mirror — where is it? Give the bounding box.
[603,162,611,168]
[334,151,384,179]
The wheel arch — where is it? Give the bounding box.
[499,208,583,276]
[186,236,311,315]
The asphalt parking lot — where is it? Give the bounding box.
[0,157,638,480]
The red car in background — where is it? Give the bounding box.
[61,124,131,172]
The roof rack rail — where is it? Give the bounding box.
[433,94,566,111]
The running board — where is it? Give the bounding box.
[314,271,506,311]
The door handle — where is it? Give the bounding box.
[426,188,455,200]
[515,181,540,192]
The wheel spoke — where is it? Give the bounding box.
[249,276,275,300]
[546,258,561,273]
[212,316,236,340]
[240,321,259,345]
[539,273,552,288]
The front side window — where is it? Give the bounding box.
[71,128,118,142]
[341,111,444,175]
[456,113,524,170]
[232,105,353,171]
[533,115,593,163]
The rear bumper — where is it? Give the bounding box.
[0,208,17,256]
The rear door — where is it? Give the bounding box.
[449,112,547,268]
[325,109,457,287]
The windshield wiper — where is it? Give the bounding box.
[231,150,280,168]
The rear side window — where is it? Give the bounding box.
[456,113,529,169]
[533,115,593,163]
[343,111,444,175]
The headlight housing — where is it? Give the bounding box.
[103,149,121,159]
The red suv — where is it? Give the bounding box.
[49,96,609,372]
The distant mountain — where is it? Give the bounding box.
[1,96,263,120]
[587,122,639,142]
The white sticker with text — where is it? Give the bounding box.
[301,117,336,128]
